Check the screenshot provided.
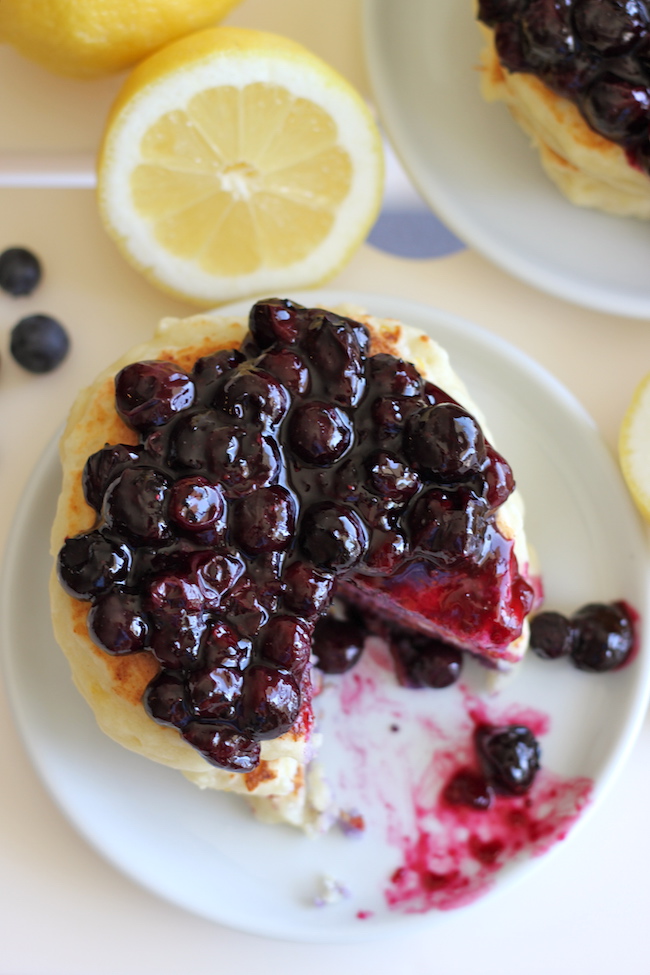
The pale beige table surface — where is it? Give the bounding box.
[1,1,650,972]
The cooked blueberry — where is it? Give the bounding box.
[365,450,419,502]
[312,616,366,673]
[405,403,487,480]
[82,443,142,512]
[57,530,131,599]
[219,367,290,425]
[574,0,649,56]
[215,430,281,498]
[260,616,312,675]
[194,553,245,607]
[363,528,409,574]
[232,485,295,555]
[168,476,225,532]
[240,665,301,740]
[248,297,304,348]
[494,19,529,71]
[169,410,229,470]
[477,0,524,25]
[483,445,515,508]
[202,620,252,669]
[0,247,41,296]
[88,591,149,654]
[289,402,353,466]
[410,488,488,566]
[442,768,494,811]
[300,502,368,571]
[302,312,367,406]
[530,610,575,659]
[371,395,423,435]
[146,574,206,669]
[369,354,423,397]
[10,313,69,373]
[171,412,280,496]
[187,664,243,720]
[143,672,190,727]
[282,561,334,618]
[391,632,463,688]
[475,724,541,795]
[192,347,245,401]
[521,0,576,67]
[581,71,650,141]
[256,348,310,394]
[115,360,195,431]
[182,721,261,772]
[103,467,171,541]
[570,601,634,671]
[223,578,270,637]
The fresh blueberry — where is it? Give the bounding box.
[0,247,41,296]
[10,313,69,373]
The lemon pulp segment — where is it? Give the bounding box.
[131,82,352,276]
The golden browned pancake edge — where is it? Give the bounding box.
[478,21,650,217]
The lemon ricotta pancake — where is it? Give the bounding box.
[51,299,536,829]
[476,0,650,217]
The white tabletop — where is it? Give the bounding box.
[1,0,650,971]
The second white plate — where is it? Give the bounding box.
[365,0,650,318]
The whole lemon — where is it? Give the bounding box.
[0,0,243,79]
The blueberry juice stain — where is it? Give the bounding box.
[383,693,593,913]
[320,644,593,916]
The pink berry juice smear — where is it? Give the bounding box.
[316,638,593,915]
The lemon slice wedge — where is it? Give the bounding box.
[97,27,384,305]
[619,370,650,521]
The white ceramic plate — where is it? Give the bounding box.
[2,291,648,942]
[364,0,650,318]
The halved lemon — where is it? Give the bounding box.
[97,27,384,305]
[619,371,650,521]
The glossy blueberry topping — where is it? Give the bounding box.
[0,247,41,296]
[478,0,650,173]
[10,313,69,373]
[57,298,533,772]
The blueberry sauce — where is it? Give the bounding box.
[477,0,650,175]
[57,298,534,772]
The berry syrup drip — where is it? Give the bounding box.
[57,298,532,773]
[478,0,650,175]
